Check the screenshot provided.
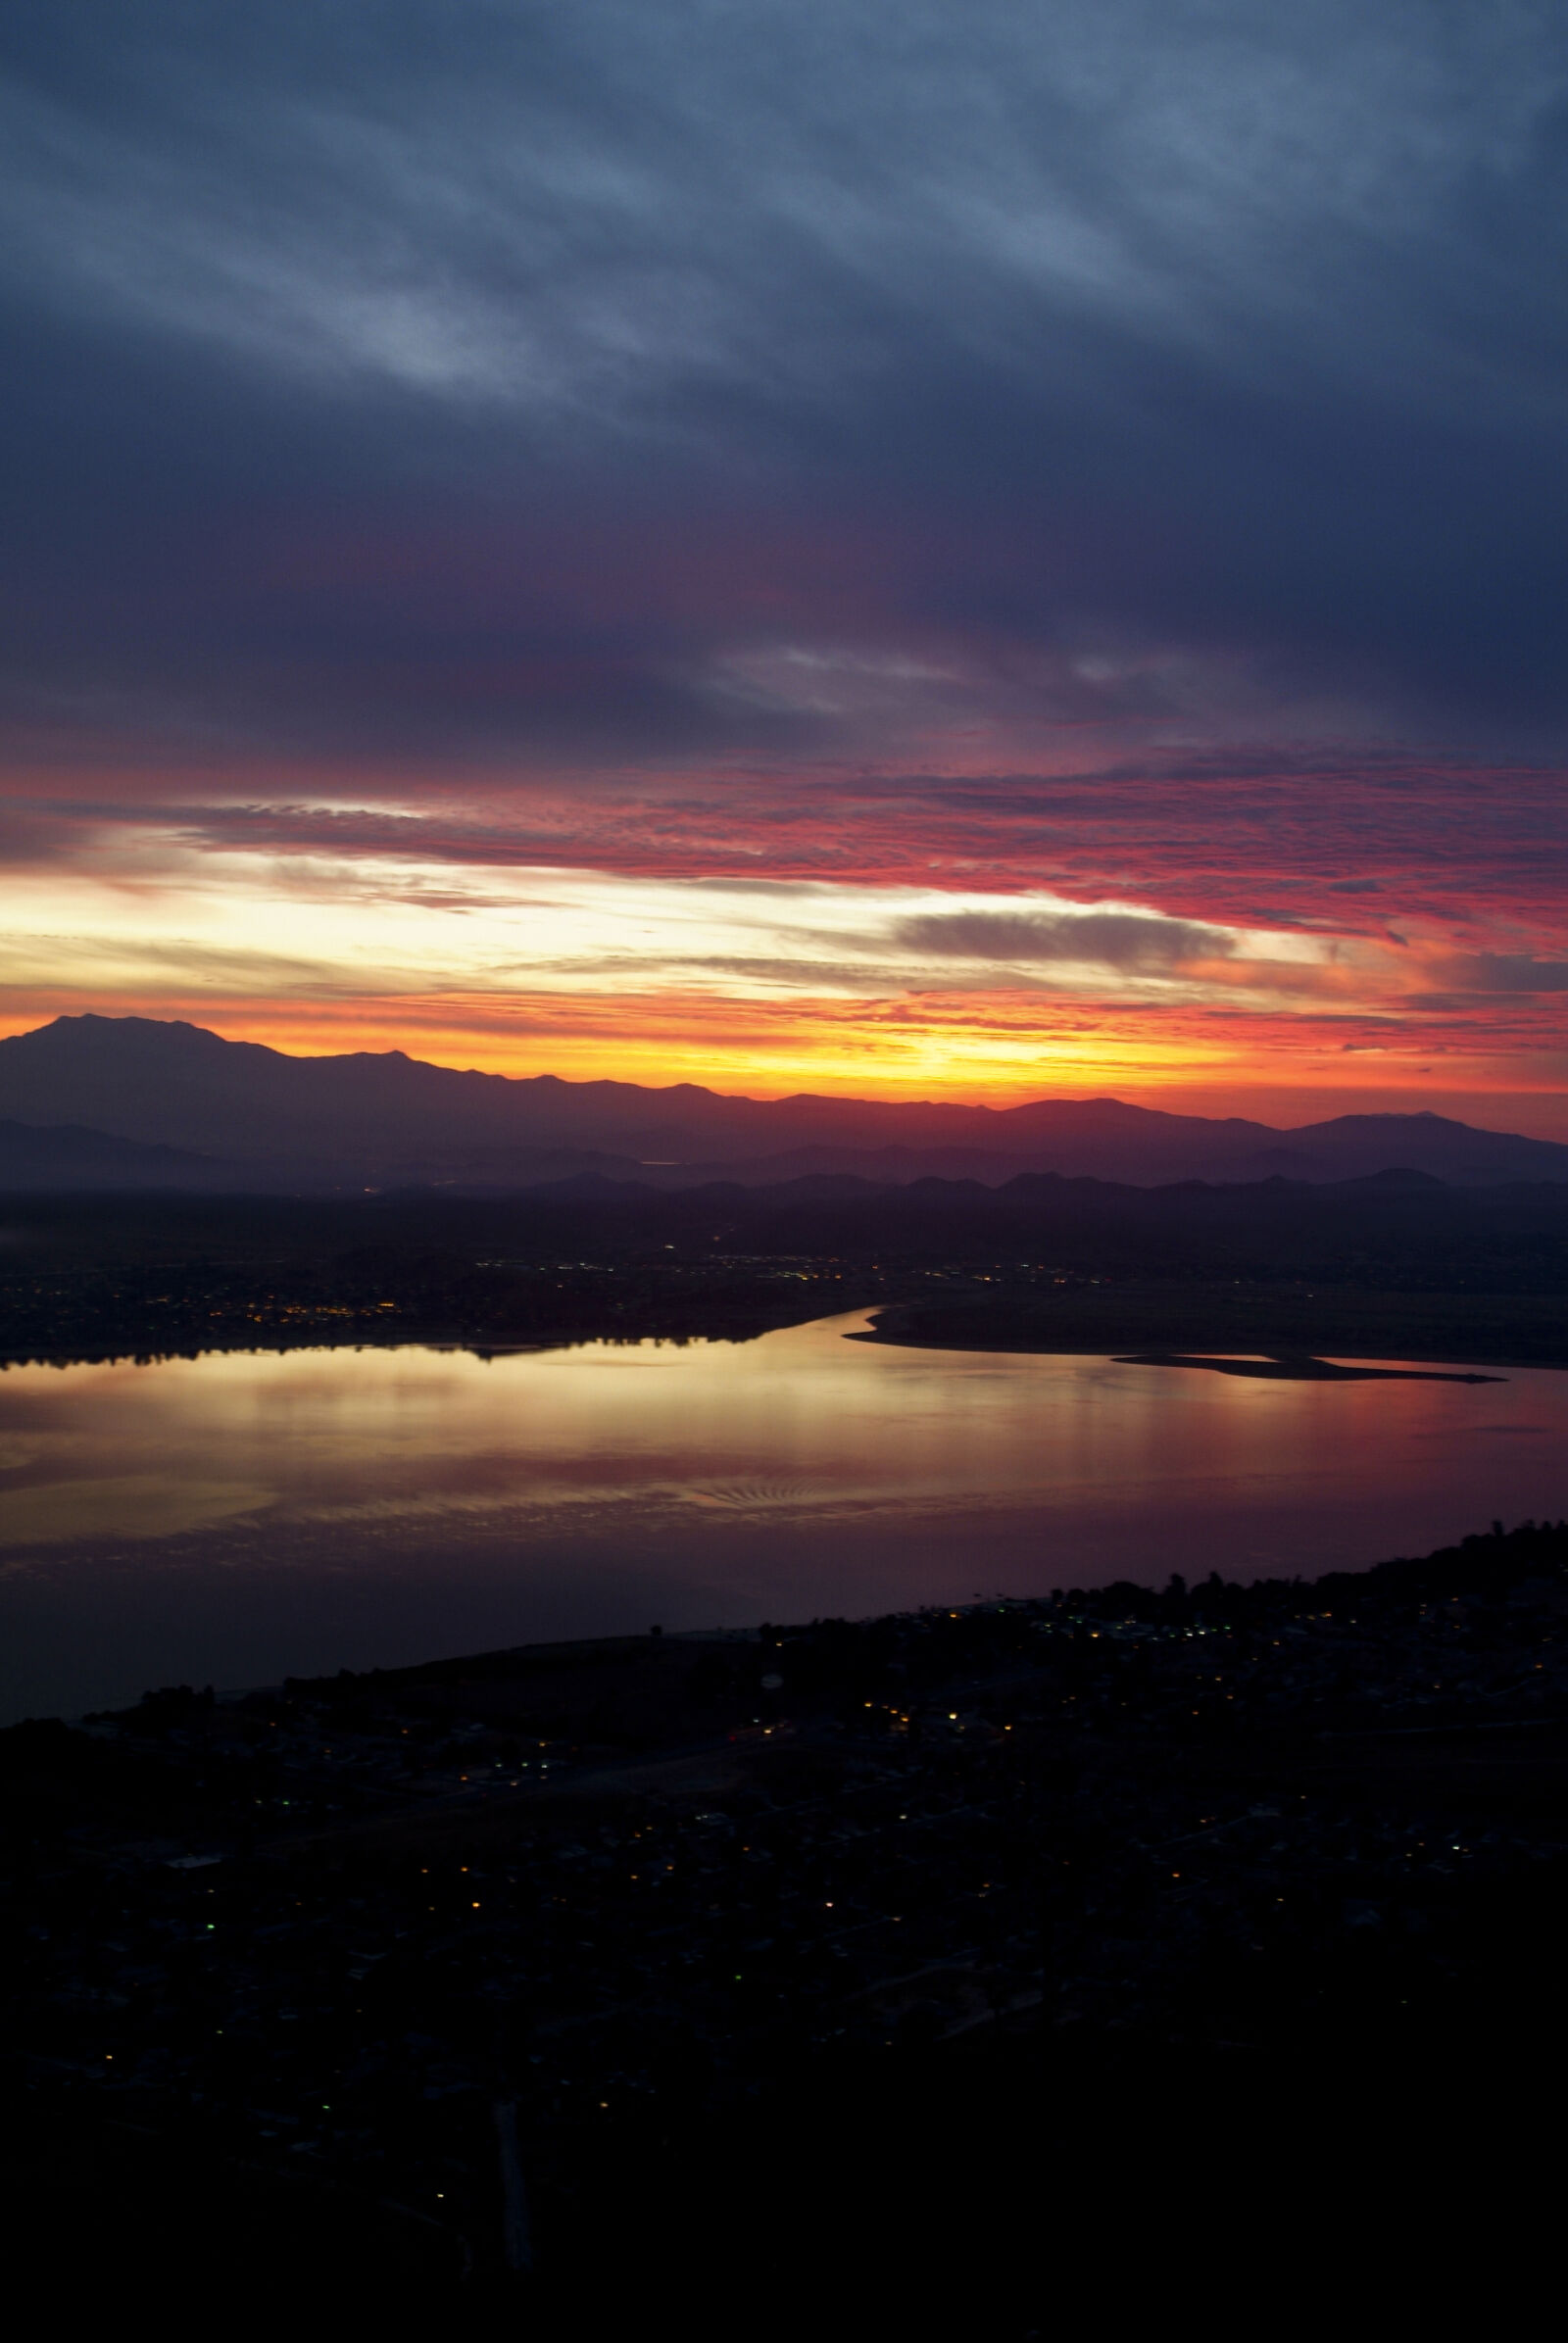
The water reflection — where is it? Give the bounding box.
[0,1312,1563,1720]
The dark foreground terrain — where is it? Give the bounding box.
[4,1520,1568,2323]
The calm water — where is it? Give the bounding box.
[1,1310,1564,1722]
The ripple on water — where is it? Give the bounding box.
[683,1480,825,1510]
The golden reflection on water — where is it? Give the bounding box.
[2,1312,1566,1721]
[0,1312,1563,1558]
[0,1475,272,1548]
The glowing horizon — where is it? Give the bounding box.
[1,9,1564,1140]
[4,831,1566,1138]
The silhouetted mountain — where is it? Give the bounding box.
[1,1013,1564,1191]
[0,1118,243,1193]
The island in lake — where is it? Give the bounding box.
[1110,1352,1503,1383]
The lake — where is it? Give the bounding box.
[2,1310,1565,1722]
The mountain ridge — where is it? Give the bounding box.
[0,1013,1563,1191]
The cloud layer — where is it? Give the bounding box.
[0,4,1564,1115]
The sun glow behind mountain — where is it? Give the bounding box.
[2,831,1565,1129]
[1,6,1565,1133]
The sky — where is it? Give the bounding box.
[2,2,1567,1128]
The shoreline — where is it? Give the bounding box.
[40,1517,1560,1733]
[1109,1351,1504,1383]
[0,1324,795,1373]
[854,1334,1561,1372]
[851,1325,1568,1373]
[6,1517,1567,2298]
[5,1306,1562,1376]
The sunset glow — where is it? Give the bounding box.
[1,3,1563,1131]
[3,812,1565,1128]
[5,12,1568,2261]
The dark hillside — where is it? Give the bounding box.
[4,1520,1567,2319]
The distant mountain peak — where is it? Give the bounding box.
[0,1015,1562,1194]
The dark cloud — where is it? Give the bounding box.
[892,907,1231,969]
[1,0,1567,803]
[1426,953,1568,995]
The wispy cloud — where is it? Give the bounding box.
[0,6,1564,1120]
